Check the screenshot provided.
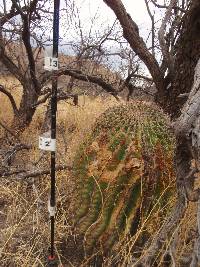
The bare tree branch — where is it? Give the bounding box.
[158,0,177,76]
[0,43,25,84]
[0,120,20,141]
[1,143,32,166]
[12,0,41,93]
[144,0,155,56]
[103,0,165,93]
[132,74,153,82]
[41,68,120,99]
[0,84,19,116]
[137,194,187,266]
[151,0,187,13]
[1,164,72,179]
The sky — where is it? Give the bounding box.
[57,0,158,57]
[0,0,159,47]
[0,0,164,73]
[85,0,151,28]
[62,0,153,39]
[57,0,162,72]
[73,0,150,24]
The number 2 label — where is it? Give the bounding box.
[39,137,56,151]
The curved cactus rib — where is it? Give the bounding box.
[78,177,106,233]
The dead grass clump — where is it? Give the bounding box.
[1,75,199,266]
[0,77,120,266]
[0,172,76,266]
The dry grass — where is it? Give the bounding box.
[0,76,199,266]
[0,76,120,266]
[0,75,22,130]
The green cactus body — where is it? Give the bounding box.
[72,102,175,252]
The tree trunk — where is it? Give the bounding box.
[162,0,200,118]
[11,83,39,133]
[137,1,200,265]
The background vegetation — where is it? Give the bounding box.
[1,0,200,266]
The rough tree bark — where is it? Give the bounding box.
[103,0,200,266]
[164,0,200,118]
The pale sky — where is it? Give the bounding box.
[0,0,164,72]
[74,0,150,25]
[0,0,161,46]
[58,0,160,55]
[64,0,153,37]
[58,0,163,71]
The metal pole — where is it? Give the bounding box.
[49,0,60,262]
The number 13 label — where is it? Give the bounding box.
[44,57,58,71]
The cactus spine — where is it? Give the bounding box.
[72,102,175,252]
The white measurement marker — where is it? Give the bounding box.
[39,136,56,151]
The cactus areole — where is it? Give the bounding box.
[72,102,175,253]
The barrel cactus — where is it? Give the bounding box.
[72,102,175,253]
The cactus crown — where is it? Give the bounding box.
[72,102,175,252]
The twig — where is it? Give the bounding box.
[158,0,177,75]
[0,84,19,116]
[1,164,72,178]
[151,0,186,13]
[2,143,32,165]
[0,120,20,141]
[144,0,155,56]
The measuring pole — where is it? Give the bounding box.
[38,0,61,264]
[39,0,60,266]
[49,0,60,263]
[39,1,60,264]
